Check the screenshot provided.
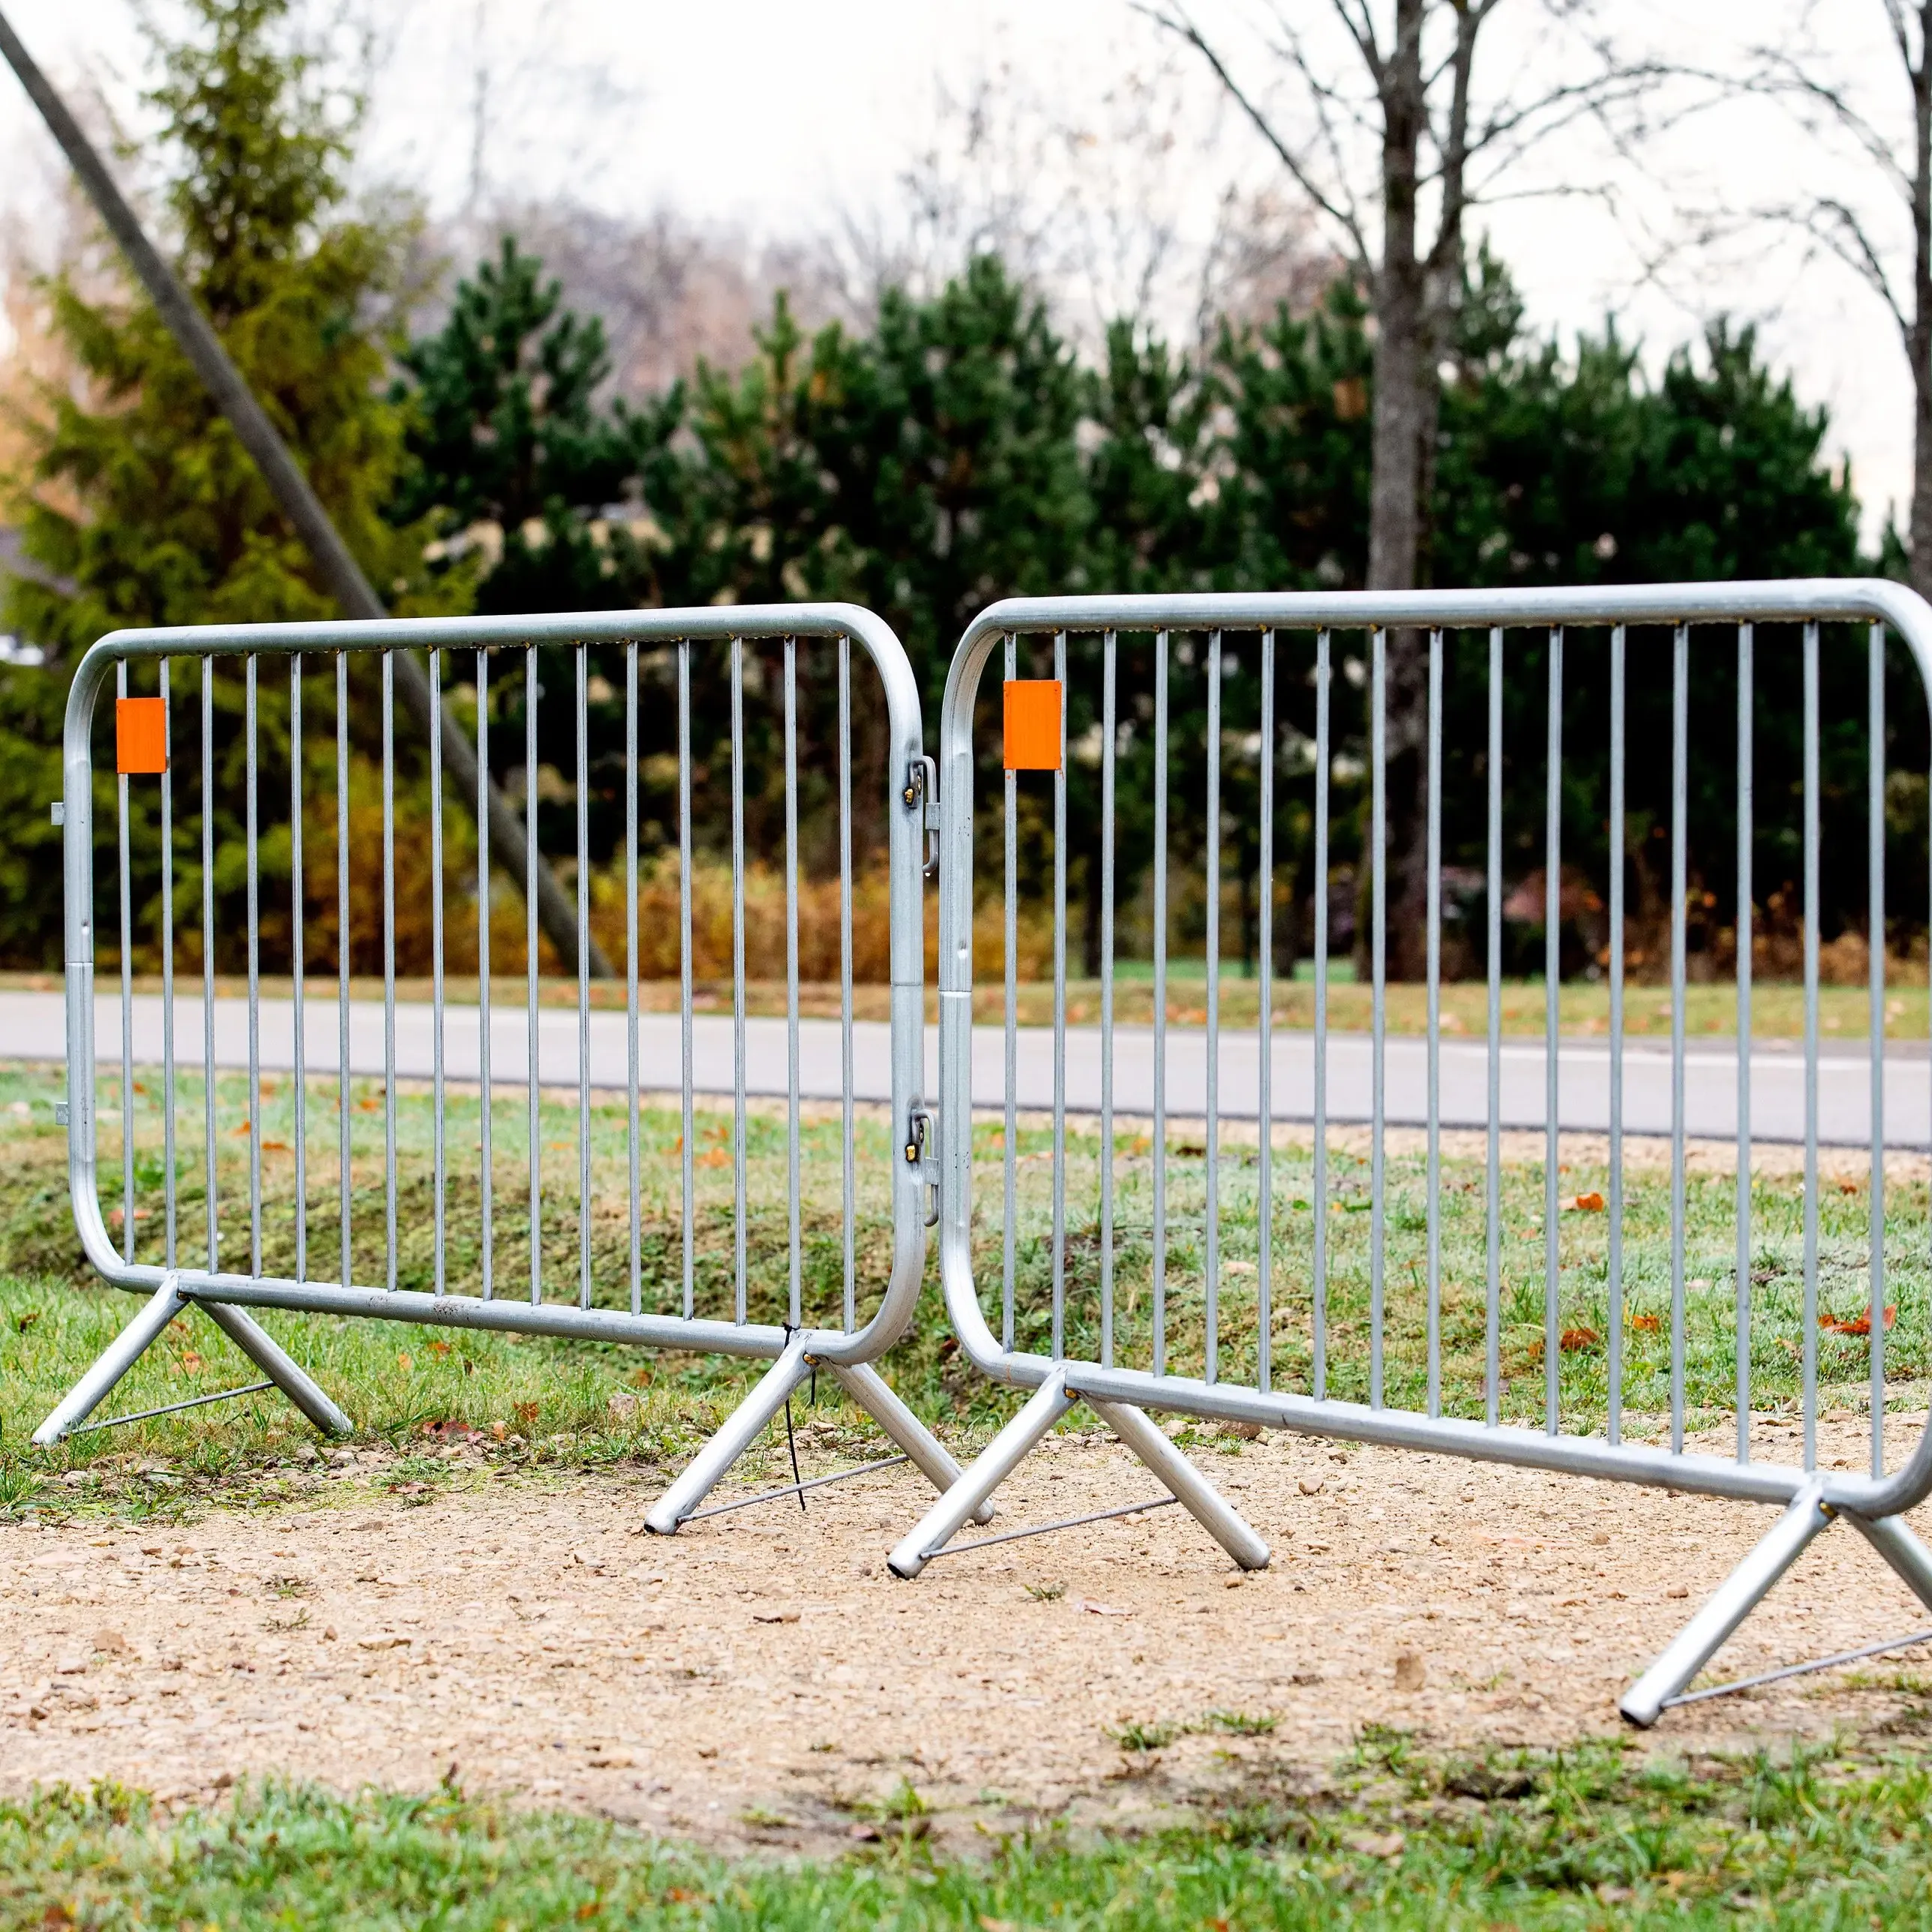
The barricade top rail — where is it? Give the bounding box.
[62,601,930,1372]
[931,578,1932,1533]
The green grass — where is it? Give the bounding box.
[18,1734,1932,1926]
[0,1036,1915,1517]
[15,966,1924,1039]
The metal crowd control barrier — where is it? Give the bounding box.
[44,604,974,1537]
[896,580,1932,1729]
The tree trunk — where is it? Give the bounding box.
[1360,0,1436,984]
[1910,8,1932,602]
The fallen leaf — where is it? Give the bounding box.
[1394,1649,1426,1692]
[514,1401,540,1428]
[1822,1305,1896,1337]
[1559,1326,1599,1353]
[698,1148,730,1168]
[260,1138,291,1153]
[1568,1191,1606,1212]
[1073,1598,1132,1616]
[1630,1312,1661,1332]
[1344,1829,1406,1858]
[427,1341,452,1359]
[397,1352,414,1372]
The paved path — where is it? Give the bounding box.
[8,990,1925,1148]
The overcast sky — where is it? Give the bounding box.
[0,0,1915,545]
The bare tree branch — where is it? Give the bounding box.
[1134,1,1372,268]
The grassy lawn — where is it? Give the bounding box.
[0,1034,1915,1521]
[14,1732,1932,1926]
[17,967,1926,1039]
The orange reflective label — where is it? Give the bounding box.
[116,697,167,776]
[1003,680,1062,771]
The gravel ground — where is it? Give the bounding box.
[4,1412,1929,1856]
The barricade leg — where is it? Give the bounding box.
[889,1371,1075,1578]
[825,1360,995,1527]
[33,1275,352,1447]
[1090,1396,1270,1570]
[646,1335,812,1534]
[200,1301,352,1438]
[1844,1510,1932,1615]
[1619,1484,1834,1728]
[645,1338,987,1537]
[886,1371,1268,1579]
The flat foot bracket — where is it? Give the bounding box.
[887,1372,1270,1580]
[32,1277,351,1448]
[1620,1484,1834,1728]
[643,1339,990,1536]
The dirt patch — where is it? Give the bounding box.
[3,1419,1929,1856]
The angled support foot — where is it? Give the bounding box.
[33,1277,351,1448]
[1090,1396,1270,1570]
[886,1372,1269,1580]
[646,1334,812,1534]
[1619,1482,1834,1728]
[826,1360,994,1527]
[644,1338,982,1537]
[1844,1510,1932,1616]
[200,1301,352,1437]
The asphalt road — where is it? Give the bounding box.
[9,989,1924,1148]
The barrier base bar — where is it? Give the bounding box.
[1619,1490,1932,1726]
[32,1274,353,1448]
[885,1366,1270,1580]
[643,1332,995,1536]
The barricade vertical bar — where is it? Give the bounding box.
[116,660,133,1264]
[838,635,856,1332]
[1609,626,1626,1446]
[626,641,640,1318]
[1670,624,1690,1454]
[336,652,349,1290]
[1052,628,1067,1363]
[477,647,493,1302]
[1544,628,1562,1435]
[1204,628,1222,1384]
[430,649,445,1296]
[1370,626,1386,1408]
[290,656,304,1282]
[1002,631,1017,1353]
[785,634,802,1330]
[526,645,541,1306]
[679,638,694,1321]
[1256,628,1274,1394]
[382,650,397,1293]
[1154,630,1168,1377]
[160,658,176,1269]
[576,643,591,1313]
[245,654,261,1276]
[1099,628,1117,1369]
[1312,628,1330,1402]
[1736,626,1753,1460]
[1869,620,1886,1476]
[1485,626,1502,1426]
[1426,628,1442,1419]
[731,634,747,1326]
[202,657,218,1274]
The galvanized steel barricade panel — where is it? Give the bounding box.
[897,580,1932,1724]
[44,604,971,1534]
